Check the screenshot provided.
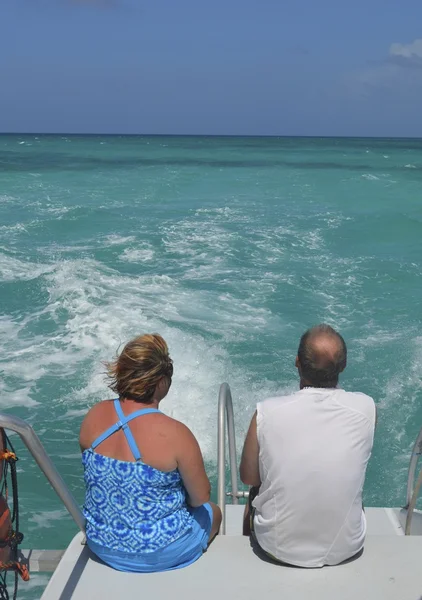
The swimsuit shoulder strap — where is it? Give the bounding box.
[91,400,161,461]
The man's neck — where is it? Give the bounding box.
[299,380,338,390]
[299,379,311,390]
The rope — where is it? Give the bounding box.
[0,429,29,600]
[0,571,17,600]
[0,570,16,600]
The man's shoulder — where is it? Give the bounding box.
[336,389,375,405]
[257,390,301,413]
[335,389,376,421]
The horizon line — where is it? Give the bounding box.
[1,132,422,140]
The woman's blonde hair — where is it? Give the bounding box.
[106,334,173,404]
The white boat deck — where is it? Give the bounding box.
[41,506,422,600]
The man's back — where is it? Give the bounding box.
[254,387,376,567]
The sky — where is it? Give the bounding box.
[1,0,422,136]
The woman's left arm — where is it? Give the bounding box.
[79,404,101,452]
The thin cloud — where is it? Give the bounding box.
[390,39,422,60]
[388,38,422,69]
[344,38,422,97]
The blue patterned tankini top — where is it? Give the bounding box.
[82,400,193,554]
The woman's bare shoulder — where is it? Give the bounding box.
[79,400,115,448]
[159,414,198,444]
[83,399,115,421]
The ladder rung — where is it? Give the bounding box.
[226,490,250,499]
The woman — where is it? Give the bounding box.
[80,333,221,572]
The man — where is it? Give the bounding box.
[240,324,376,567]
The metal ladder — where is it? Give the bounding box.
[0,412,84,571]
[216,383,248,534]
[0,412,84,532]
[404,424,422,534]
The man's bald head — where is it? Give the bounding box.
[297,324,347,388]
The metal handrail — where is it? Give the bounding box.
[405,425,422,508]
[217,383,241,534]
[0,413,85,533]
[404,425,422,535]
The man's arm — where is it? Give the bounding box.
[239,411,261,487]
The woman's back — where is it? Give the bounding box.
[82,400,192,554]
[79,333,221,572]
[80,398,185,471]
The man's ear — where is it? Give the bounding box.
[295,356,300,369]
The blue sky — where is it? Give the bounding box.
[1,0,422,136]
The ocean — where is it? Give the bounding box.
[1,134,421,598]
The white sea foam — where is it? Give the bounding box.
[163,222,238,258]
[102,234,136,246]
[194,206,236,218]
[63,408,92,418]
[361,174,380,180]
[1,253,280,459]
[119,247,155,262]
[0,222,28,233]
[55,453,83,459]
[405,164,416,168]
[375,335,422,493]
[0,252,53,281]
[29,509,69,530]
[43,204,74,217]
[0,384,40,409]
[181,259,233,281]
[358,330,403,347]
[305,230,323,250]
[318,212,352,229]
[0,194,18,204]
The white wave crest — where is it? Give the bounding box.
[102,234,136,246]
[119,247,155,263]
[0,253,53,282]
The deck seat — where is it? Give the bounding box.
[41,531,422,600]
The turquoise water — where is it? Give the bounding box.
[1,135,422,597]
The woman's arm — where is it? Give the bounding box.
[240,411,261,487]
[175,423,211,507]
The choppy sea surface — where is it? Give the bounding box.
[1,135,421,598]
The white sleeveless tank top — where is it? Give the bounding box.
[253,387,376,567]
